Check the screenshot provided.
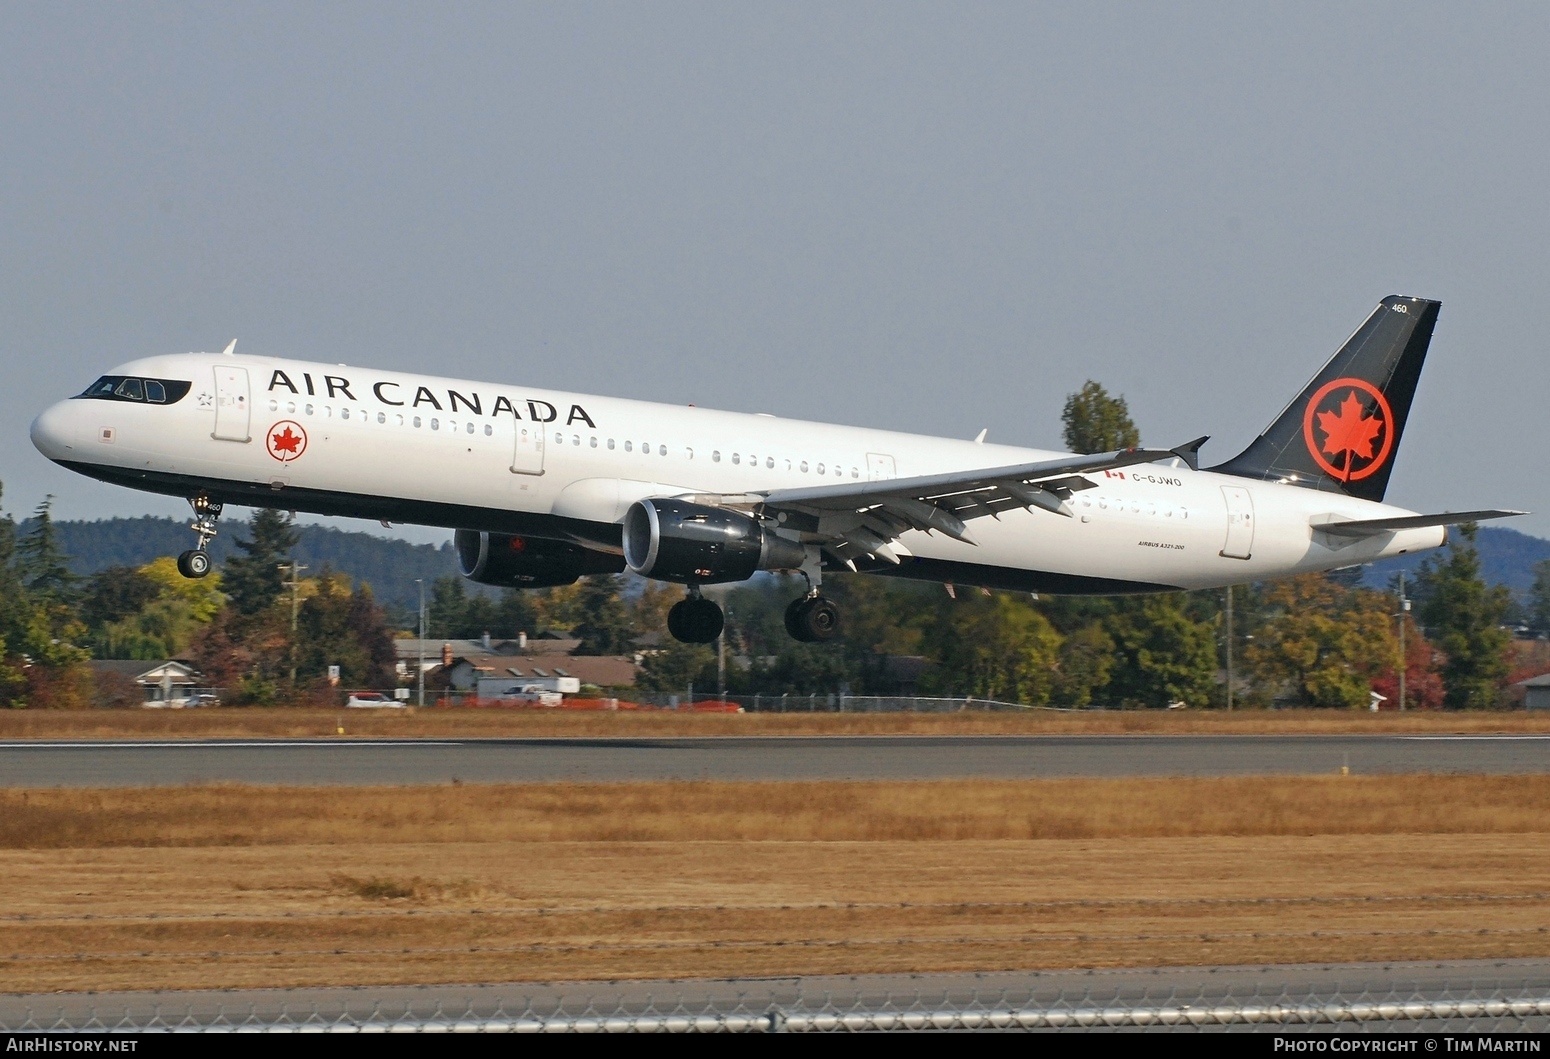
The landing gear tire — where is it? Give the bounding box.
[667,597,724,644]
[177,549,211,579]
[785,595,840,643]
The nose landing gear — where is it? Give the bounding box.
[666,587,725,644]
[176,495,222,579]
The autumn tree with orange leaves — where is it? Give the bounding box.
[1243,574,1400,708]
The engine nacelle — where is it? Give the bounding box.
[623,499,805,584]
[455,530,624,588]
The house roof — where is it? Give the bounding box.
[1516,673,1550,688]
[395,637,583,659]
[443,652,637,687]
[87,659,201,682]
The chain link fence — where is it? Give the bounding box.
[632,693,1049,712]
[6,975,1550,1032]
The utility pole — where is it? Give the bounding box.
[415,578,427,708]
[1397,570,1409,711]
[279,560,308,687]
[717,608,727,702]
[1224,584,1234,711]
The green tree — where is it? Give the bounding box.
[1243,574,1398,708]
[1061,381,1141,454]
[222,509,299,618]
[80,566,162,634]
[1529,559,1550,634]
[1053,622,1115,707]
[571,576,634,654]
[930,594,1062,705]
[1107,595,1217,708]
[294,573,397,688]
[636,640,715,694]
[1417,524,1512,709]
[17,496,74,602]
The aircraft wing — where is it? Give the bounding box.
[684,443,1198,569]
[1315,509,1526,539]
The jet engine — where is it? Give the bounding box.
[623,498,805,584]
[454,530,624,588]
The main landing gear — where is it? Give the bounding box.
[784,593,840,643]
[667,587,724,644]
[176,495,222,579]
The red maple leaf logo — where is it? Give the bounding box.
[1315,390,1384,470]
[266,421,307,462]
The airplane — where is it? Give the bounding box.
[29,295,1522,644]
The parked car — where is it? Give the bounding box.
[345,691,405,709]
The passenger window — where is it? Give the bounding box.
[686,447,694,459]
[766,457,774,469]
[398,415,406,427]
[469,423,477,435]
[712,450,720,462]
[800,462,808,473]
[589,437,597,448]
[554,432,563,445]
[851,467,859,478]
[659,445,667,456]
[431,418,439,430]
[115,378,144,401]
[625,441,633,452]
[641,441,648,453]
[732,453,741,465]
[607,438,616,450]
[485,424,493,436]
[816,463,825,474]
[412,416,421,428]
[378,412,387,424]
[572,434,580,445]
[285,401,296,414]
[268,399,279,412]
[341,408,350,421]
[305,404,314,416]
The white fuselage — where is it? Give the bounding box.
[30,351,1445,592]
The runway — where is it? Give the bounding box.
[2,733,1548,786]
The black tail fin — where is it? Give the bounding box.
[1210,295,1438,503]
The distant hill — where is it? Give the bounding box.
[25,516,461,615]
[22,516,1550,617]
[1362,525,1550,598]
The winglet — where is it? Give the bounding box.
[1171,436,1209,471]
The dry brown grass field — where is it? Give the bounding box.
[4,705,1550,739]
[3,776,1550,992]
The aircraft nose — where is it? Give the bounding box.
[30,401,79,460]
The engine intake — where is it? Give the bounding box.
[623,499,805,584]
[455,530,624,588]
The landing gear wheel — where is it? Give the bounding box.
[786,596,840,643]
[177,549,211,579]
[667,597,724,644]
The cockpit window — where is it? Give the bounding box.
[76,376,192,405]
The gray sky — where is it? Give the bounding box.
[4,3,1548,543]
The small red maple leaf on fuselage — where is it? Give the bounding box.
[272,427,301,454]
[1315,391,1383,468]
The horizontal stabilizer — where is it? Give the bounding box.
[1315,509,1526,539]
